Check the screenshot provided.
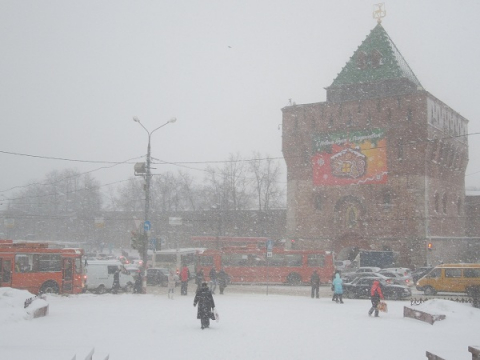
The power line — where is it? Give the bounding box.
[0,156,144,195]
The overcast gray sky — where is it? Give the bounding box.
[1,0,479,208]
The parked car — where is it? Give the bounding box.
[381,267,413,278]
[342,267,381,282]
[146,268,170,286]
[412,267,434,283]
[343,276,412,300]
[345,272,393,284]
[85,260,135,294]
[125,265,141,277]
[377,269,414,287]
[334,260,352,271]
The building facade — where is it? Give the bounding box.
[282,23,472,267]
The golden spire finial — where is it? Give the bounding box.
[373,3,386,24]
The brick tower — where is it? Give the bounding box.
[282,22,469,267]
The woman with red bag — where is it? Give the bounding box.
[368,280,384,317]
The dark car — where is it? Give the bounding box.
[343,276,412,300]
[342,267,381,282]
[345,272,393,284]
[146,268,169,286]
[412,267,434,283]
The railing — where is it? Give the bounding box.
[411,289,480,308]
[411,297,474,306]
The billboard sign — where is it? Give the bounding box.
[312,128,388,186]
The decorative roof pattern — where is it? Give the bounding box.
[330,23,422,88]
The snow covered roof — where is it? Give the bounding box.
[329,23,422,88]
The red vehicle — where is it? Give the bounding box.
[0,240,86,294]
[196,245,334,285]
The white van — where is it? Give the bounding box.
[85,260,135,294]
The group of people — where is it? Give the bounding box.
[310,269,344,303]
[310,270,385,316]
[195,266,228,295]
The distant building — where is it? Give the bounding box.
[282,22,479,267]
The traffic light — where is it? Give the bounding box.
[130,231,145,255]
[427,242,433,251]
[291,239,296,249]
[131,232,138,249]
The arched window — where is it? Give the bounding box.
[434,193,439,213]
[397,140,404,160]
[431,139,439,162]
[370,49,383,68]
[407,108,413,122]
[356,51,368,69]
[346,206,358,228]
[383,191,392,210]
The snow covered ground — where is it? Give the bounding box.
[1,286,479,360]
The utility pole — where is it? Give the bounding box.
[133,116,176,293]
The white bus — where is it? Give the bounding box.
[151,248,205,278]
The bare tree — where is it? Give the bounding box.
[248,152,285,211]
[203,153,252,211]
[114,178,145,212]
[6,169,102,241]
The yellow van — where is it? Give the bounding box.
[416,264,480,295]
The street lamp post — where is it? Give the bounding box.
[133,116,176,293]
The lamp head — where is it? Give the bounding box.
[133,116,140,123]
[169,117,177,123]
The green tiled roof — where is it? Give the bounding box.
[330,23,422,88]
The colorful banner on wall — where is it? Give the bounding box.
[312,129,388,186]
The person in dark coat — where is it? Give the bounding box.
[217,268,228,295]
[193,282,216,329]
[310,270,320,298]
[112,267,120,294]
[369,280,384,317]
[195,269,205,290]
[133,272,143,294]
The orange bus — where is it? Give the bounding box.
[0,240,86,294]
[196,245,335,285]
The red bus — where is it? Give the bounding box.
[0,240,86,294]
[196,245,335,285]
[191,236,270,248]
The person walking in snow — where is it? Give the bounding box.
[133,271,143,294]
[167,270,178,299]
[195,269,204,290]
[193,282,216,329]
[369,280,384,317]
[112,267,120,294]
[209,266,217,294]
[180,265,190,296]
[332,272,344,303]
[310,270,320,298]
[217,268,228,295]
[331,270,341,301]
